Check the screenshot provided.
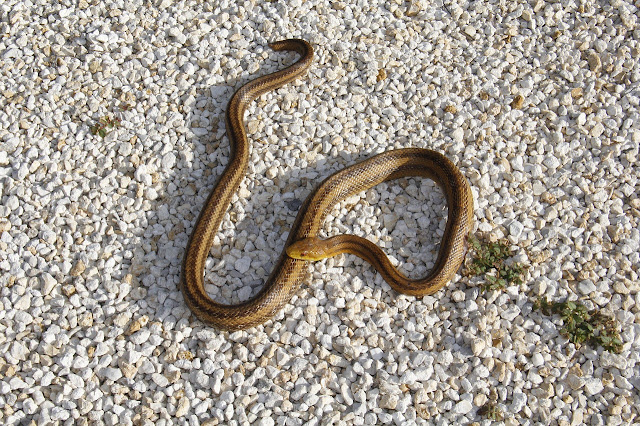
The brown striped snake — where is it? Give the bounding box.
[181,39,474,330]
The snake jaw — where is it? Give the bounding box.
[286,241,304,259]
[286,238,326,261]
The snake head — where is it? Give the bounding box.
[286,237,327,261]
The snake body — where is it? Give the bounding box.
[181,39,474,331]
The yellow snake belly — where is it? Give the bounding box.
[181,39,474,331]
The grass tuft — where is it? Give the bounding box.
[533,298,622,353]
[478,402,503,421]
[467,234,525,291]
[90,115,121,138]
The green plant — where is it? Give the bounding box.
[534,298,623,353]
[90,115,121,138]
[467,234,525,291]
[478,402,503,421]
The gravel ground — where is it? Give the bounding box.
[1,0,639,424]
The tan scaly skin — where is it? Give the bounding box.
[181,39,474,331]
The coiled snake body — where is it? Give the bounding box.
[181,39,474,331]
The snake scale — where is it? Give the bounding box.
[181,39,474,331]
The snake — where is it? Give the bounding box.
[181,39,474,331]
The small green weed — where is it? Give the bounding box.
[478,402,503,421]
[90,115,121,138]
[534,298,623,353]
[467,234,525,291]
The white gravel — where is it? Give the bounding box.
[1,0,639,424]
